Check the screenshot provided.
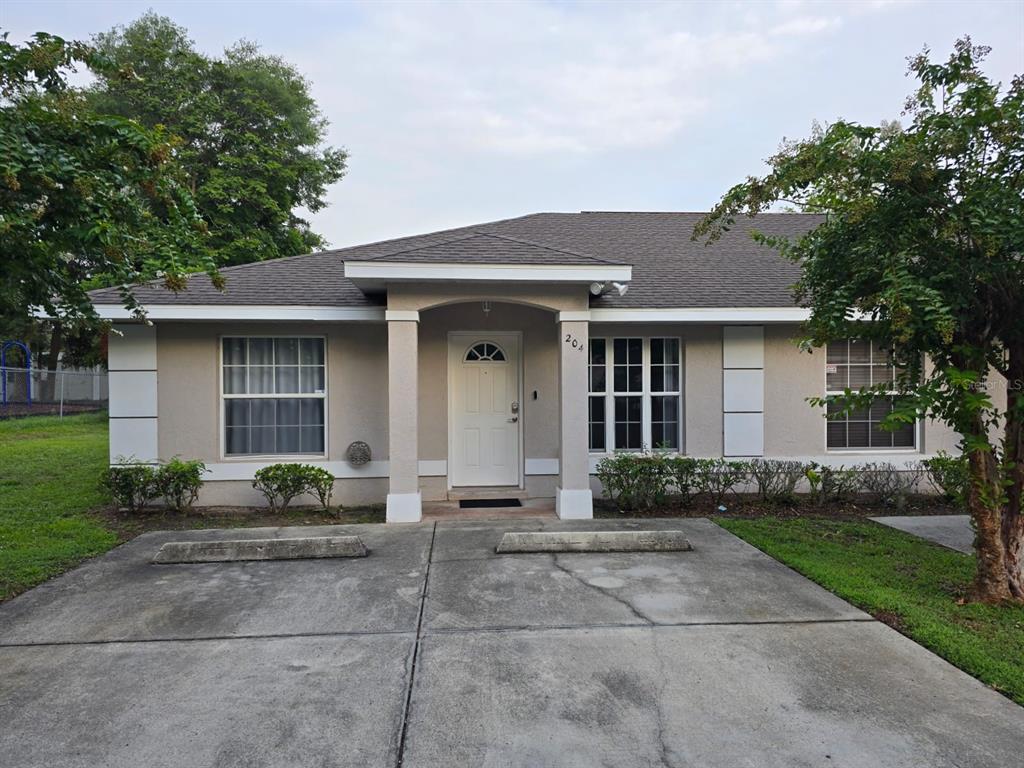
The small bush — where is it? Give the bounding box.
[155,458,208,512]
[696,458,751,507]
[922,452,970,507]
[100,458,158,512]
[666,456,700,506]
[252,463,337,513]
[804,463,859,506]
[304,466,337,514]
[595,452,672,511]
[749,459,805,504]
[858,462,923,508]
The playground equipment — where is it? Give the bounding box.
[1,340,31,406]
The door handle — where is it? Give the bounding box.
[507,417,519,423]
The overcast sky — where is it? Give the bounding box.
[4,1,1022,248]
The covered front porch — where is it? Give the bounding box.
[378,287,596,523]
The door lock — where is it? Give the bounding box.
[511,401,520,413]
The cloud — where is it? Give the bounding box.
[296,2,839,157]
[769,16,843,37]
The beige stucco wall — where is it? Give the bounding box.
[156,321,389,463]
[763,325,825,456]
[151,311,972,507]
[197,478,389,507]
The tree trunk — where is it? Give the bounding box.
[42,322,62,403]
[967,443,1012,603]
[1001,344,1023,600]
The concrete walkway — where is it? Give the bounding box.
[871,514,974,554]
[1,518,1019,767]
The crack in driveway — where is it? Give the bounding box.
[550,553,657,625]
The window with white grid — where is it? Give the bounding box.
[222,337,326,456]
[589,337,681,452]
[825,338,915,450]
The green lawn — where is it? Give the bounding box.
[0,413,116,600]
[718,517,1024,706]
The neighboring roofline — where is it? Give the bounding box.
[343,261,633,285]
[90,305,386,322]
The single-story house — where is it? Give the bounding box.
[90,211,962,522]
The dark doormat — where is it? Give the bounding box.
[459,498,523,509]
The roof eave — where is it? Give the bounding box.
[343,261,632,291]
[89,304,386,322]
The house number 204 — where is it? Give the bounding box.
[564,333,585,351]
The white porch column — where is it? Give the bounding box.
[555,313,593,519]
[386,310,422,522]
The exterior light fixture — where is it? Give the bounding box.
[590,281,629,297]
[482,300,492,316]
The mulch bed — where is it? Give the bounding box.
[594,494,960,520]
[87,496,960,544]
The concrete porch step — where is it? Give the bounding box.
[446,487,528,502]
[423,498,556,521]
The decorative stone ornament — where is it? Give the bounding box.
[346,440,372,466]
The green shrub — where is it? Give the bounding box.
[252,463,336,513]
[155,458,208,512]
[99,458,158,511]
[666,456,700,506]
[304,465,337,514]
[858,462,923,508]
[696,459,751,507]
[749,459,805,504]
[922,452,969,507]
[804,463,859,506]
[595,452,672,511]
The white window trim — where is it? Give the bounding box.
[589,336,682,453]
[219,334,329,461]
[824,338,919,453]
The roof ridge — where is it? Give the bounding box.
[325,211,555,260]
[361,232,484,262]
[476,230,620,265]
[577,210,822,215]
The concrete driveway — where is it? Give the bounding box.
[1,518,1020,767]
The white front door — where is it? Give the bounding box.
[449,332,521,487]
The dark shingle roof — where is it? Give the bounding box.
[88,211,824,309]
[360,231,617,265]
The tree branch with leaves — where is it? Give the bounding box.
[695,38,1023,603]
[0,31,222,327]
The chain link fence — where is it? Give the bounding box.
[1,366,108,419]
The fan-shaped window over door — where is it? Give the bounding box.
[464,342,506,362]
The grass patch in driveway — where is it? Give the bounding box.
[717,516,1024,706]
[0,413,116,601]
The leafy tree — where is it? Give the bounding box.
[0,32,220,328]
[695,39,1023,603]
[89,12,347,267]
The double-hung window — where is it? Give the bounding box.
[825,338,915,450]
[588,337,681,452]
[222,337,326,456]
